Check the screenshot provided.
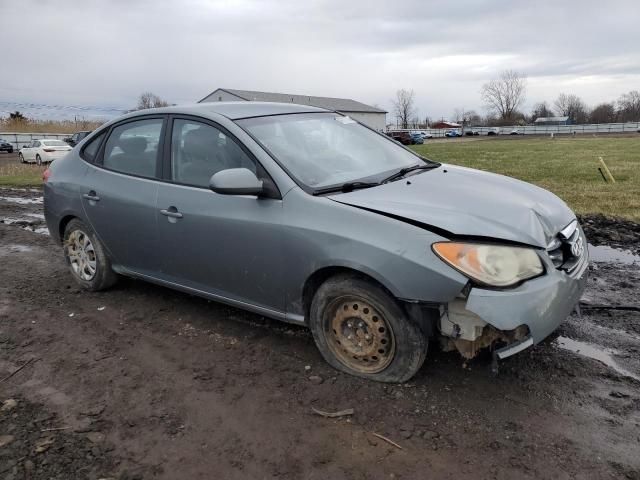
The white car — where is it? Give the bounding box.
[19,139,72,165]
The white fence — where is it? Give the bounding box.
[389,122,640,138]
[0,132,71,150]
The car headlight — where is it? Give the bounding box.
[432,242,543,287]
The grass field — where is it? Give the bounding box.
[411,136,640,221]
[0,161,46,187]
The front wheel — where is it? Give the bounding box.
[36,154,42,166]
[309,275,427,383]
[63,219,118,291]
[18,153,24,163]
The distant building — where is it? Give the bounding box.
[534,116,572,126]
[198,88,387,131]
[431,121,462,129]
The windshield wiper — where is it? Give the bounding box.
[381,163,439,184]
[313,181,381,195]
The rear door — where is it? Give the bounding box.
[80,117,165,276]
[155,116,285,313]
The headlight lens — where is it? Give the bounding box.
[432,242,543,287]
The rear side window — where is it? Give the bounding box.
[81,132,106,163]
[102,119,163,178]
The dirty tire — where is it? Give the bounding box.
[36,154,42,166]
[63,218,117,291]
[18,153,24,163]
[309,275,427,383]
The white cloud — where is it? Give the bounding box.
[0,0,638,120]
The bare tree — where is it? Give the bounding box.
[392,89,416,129]
[136,92,170,110]
[554,93,589,124]
[453,108,482,126]
[530,101,553,121]
[589,103,617,124]
[480,70,527,123]
[617,90,640,122]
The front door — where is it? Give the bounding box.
[155,117,285,313]
[80,117,165,276]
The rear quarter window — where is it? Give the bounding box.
[80,131,106,163]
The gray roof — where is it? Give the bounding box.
[112,102,328,122]
[534,116,569,123]
[200,88,387,114]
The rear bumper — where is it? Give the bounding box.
[464,254,588,345]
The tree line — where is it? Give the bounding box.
[392,72,640,128]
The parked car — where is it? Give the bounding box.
[65,131,92,147]
[387,131,415,145]
[19,139,72,165]
[44,102,588,382]
[419,132,433,139]
[465,130,480,136]
[0,139,14,153]
[509,129,521,135]
[409,132,424,144]
[444,129,462,137]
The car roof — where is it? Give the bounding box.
[125,101,330,121]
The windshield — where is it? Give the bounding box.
[237,112,433,189]
[42,140,68,147]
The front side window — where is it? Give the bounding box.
[102,118,163,178]
[237,113,431,189]
[170,119,256,188]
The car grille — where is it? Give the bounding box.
[547,220,588,275]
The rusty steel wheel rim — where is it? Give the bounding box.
[325,296,396,374]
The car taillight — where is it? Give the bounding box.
[43,168,51,183]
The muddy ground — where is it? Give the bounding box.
[0,187,639,480]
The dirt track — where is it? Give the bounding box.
[1,188,639,479]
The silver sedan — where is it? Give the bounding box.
[43,102,588,382]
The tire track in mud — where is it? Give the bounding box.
[1,189,639,479]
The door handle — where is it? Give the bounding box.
[83,191,100,202]
[160,208,183,219]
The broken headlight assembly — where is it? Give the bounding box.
[432,242,544,288]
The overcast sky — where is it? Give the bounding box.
[1,0,639,122]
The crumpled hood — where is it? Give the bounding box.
[329,164,575,248]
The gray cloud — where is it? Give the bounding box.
[0,0,638,121]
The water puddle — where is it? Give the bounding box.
[555,336,639,381]
[0,217,49,235]
[0,196,43,205]
[588,244,639,264]
[0,244,33,254]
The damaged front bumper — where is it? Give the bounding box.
[440,242,589,359]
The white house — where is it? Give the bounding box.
[198,88,387,131]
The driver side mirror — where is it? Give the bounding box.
[209,168,263,196]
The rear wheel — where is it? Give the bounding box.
[309,275,427,383]
[63,219,117,291]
